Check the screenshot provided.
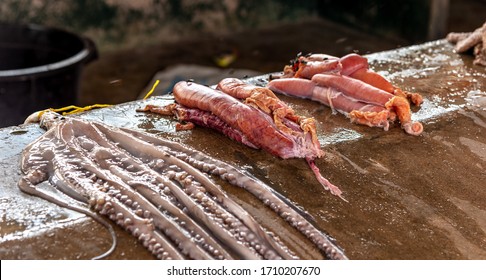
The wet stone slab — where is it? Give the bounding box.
[0,40,485,259]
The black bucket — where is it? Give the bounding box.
[0,23,97,128]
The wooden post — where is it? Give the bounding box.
[428,0,450,40]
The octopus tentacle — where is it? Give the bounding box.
[130,129,318,223]
[73,120,248,259]
[385,96,423,136]
[93,122,297,260]
[19,176,117,260]
[124,128,348,260]
[125,166,262,259]
[85,125,264,259]
[37,122,188,259]
[97,187,186,260]
[18,174,117,260]
[62,122,207,259]
[349,110,390,130]
[110,167,233,260]
[306,157,346,201]
[19,128,118,260]
[69,118,280,259]
[83,165,211,260]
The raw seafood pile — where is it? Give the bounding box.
[446,21,486,66]
[139,78,344,199]
[19,111,347,260]
[267,53,424,136]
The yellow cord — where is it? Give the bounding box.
[33,80,161,120]
[57,104,112,115]
[36,104,112,119]
[143,79,160,100]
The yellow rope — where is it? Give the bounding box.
[58,104,112,115]
[143,79,160,100]
[36,104,112,119]
[34,79,160,120]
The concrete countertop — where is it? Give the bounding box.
[1,40,485,259]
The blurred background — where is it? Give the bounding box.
[0,0,485,107]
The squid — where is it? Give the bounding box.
[268,53,424,136]
[140,79,345,199]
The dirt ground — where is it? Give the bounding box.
[78,1,486,106]
[78,18,404,105]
